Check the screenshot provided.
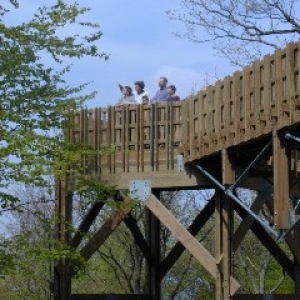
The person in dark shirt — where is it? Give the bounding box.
[150,76,169,103]
[165,85,180,102]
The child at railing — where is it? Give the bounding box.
[141,95,150,105]
[165,85,180,102]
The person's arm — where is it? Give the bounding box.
[118,83,123,91]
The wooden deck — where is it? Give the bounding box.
[71,42,300,189]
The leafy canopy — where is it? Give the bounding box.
[0,0,108,210]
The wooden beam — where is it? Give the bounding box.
[216,149,235,300]
[145,190,161,300]
[234,202,295,281]
[215,188,223,300]
[144,194,240,296]
[273,130,290,229]
[294,214,300,295]
[232,189,267,252]
[54,177,73,300]
[123,212,151,263]
[160,196,215,279]
[70,202,105,249]
[222,145,235,185]
[79,197,134,262]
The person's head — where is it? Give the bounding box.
[134,81,145,93]
[123,86,132,96]
[159,77,168,89]
[142,95,149,105]
[167,85,176,95]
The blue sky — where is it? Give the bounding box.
[82,0,238,107]
[7,0,238,108]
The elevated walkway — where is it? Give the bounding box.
[55,42,300,300]
[71,42,300,190]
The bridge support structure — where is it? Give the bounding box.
[52,41,300,299]
[52,129,300,300]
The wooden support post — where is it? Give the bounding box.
[215,150,235,300]
[273,130,290,229]
[216,188,232,300]
[54,177,73,300]
[145,190,161,300]
[294,214,300,295]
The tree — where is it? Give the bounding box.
[167,0,300,65]
[0,0,108,212]
[0,185,56,299]
[0,183,88,299]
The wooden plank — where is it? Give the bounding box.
[273,130,290,229]
[107,106,113,174]
[217,150,235,300]
[70,202,105,249]
[215,188,222,300]
[232,190,266,252]
[222,149,235,185]
[99,169,212,190]
[139,105,145,172]
[145,190,161,299]
[160,196,215,279]
[294,215,300,295]
[223,76,232,148]
[234,201,295,281]
[135,105,141,172]
[78,197,134,262]
[125,106,129,172]
[55,177,72,300]
[123,213,151,263]
[150,104,155,171]
[144,194,240,296]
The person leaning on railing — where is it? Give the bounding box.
[165,85,180,102]
[141,95,149,105]
[133,80,150,104]
[115,85,138,106]
[150,76,169,103]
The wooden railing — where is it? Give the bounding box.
[71,42,300,177]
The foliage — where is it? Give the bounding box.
[0,0,109,212]
[234,229,294,294]
[0,185,87,299]
[168,0,300,65]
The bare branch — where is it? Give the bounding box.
[169,0,300,65]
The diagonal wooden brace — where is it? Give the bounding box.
[142,194,240,296]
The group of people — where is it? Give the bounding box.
[116,77,181,106]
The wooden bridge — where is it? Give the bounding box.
[54,42,300,300]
